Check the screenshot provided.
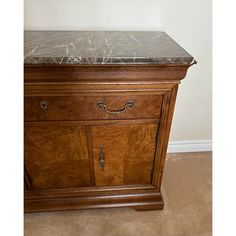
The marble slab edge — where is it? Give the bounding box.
[24,57,194,65]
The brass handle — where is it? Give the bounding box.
[99,145,105,171]
[96,100,134,114]
[40,101,47,110]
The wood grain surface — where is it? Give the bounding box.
[24,125,92,189]
[24,94,163,121]
[24,63,192,212]
[91,123,158,186]
[24,64,189,82]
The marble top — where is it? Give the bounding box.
[24,31,193,65]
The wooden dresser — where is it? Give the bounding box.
[24,31,195,212]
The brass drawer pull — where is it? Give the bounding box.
[99,145,105,171]
[40,101,47,110]
[96,100,134,114]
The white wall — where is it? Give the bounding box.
[24,0,212,144]
[159,0,212,143]
[24,0,163,30]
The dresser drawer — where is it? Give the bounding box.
[24,94,163,121]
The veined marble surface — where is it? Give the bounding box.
[24,31,193,65]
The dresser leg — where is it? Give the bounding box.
[131,203,164,211]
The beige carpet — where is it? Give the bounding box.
[24,152,212,236]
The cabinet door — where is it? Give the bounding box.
[91,123,158,186]
[24,125,92,190]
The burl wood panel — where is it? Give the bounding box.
[91,123,158,186]
[24,125,92,190]
[24,94,163,121]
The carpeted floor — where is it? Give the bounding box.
[24,152,212,236]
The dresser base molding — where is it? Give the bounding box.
[24,185,164,212]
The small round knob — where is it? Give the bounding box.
[40,101,47,110]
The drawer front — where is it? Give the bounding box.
[25,94,163,121]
